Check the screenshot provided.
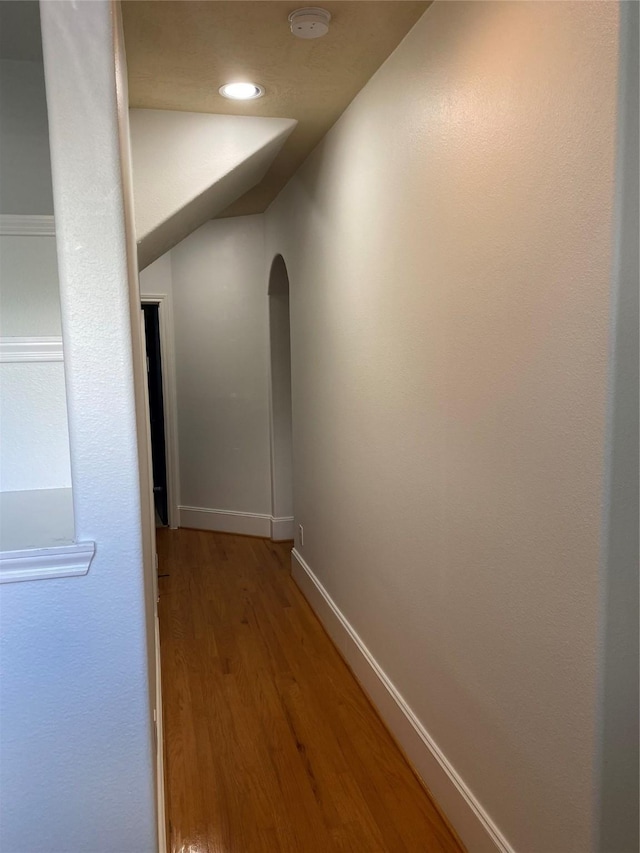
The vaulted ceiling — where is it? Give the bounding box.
[122,1,430,218]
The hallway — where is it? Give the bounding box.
[157,528,462,853]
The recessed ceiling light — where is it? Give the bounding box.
[219,82,265,100]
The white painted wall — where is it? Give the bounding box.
[0,58,54,214]
[0,235,61,335]
[0,2,157,849]
[265,3,621,851]
[140,251,173,301]
[0,234,72,493]
[140,239,279,536]
[0,52,72,494]
[170,216,272,526]
[0,362,71,491]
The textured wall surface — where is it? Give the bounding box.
[265,2,619,850]
[0,3,157,850]
[171,216,272,515]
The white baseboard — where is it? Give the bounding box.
[291,548,513,853]
[270,516,294,541]
[179,506,296,541]
[179,506,271,537]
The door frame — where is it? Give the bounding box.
[142,294,180,529]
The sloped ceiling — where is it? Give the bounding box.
[130,110,296,268]
[122,1,430,218]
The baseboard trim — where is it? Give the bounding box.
[179,506,296,541]
[270,516,294,541]
[179,506,271,537]
[291,548,513,853]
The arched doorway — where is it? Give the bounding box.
[268,255,294,541]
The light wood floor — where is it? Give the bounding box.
[157,527,463,853]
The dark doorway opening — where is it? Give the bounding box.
[142,302,169,526]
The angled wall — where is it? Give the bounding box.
[129,109,296,268]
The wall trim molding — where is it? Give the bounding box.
[271,516,295,541]
[179,506,272,538]
[179,506,295,541]
[0,541,95,584]
[290,548,514,853]
[0,214,55,236]
[0,337,63,363]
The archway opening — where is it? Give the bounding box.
[268,255,294,541]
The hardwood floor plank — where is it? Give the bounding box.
[157,528,463,853]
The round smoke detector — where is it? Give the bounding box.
[288,7,331,39]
